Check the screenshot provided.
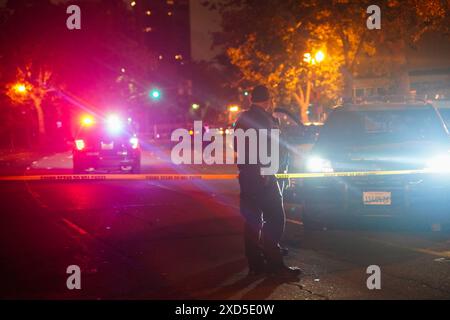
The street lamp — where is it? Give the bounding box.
[315,50,325,63]
[13,83,28,94]
[303,50,325,65]
[228,105,239,113]
[303,53,312,64]
[228,105,240,124]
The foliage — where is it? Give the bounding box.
[207,0,450,122]
[6,64,55,139]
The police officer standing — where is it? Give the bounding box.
[235,85,301,278]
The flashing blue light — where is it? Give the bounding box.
[106,114,124,134]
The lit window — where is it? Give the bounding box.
[167,0,174,4]
[159,55,163,60]
[144,27,152,32]
[167,11,173,16]
[175,54,183,60]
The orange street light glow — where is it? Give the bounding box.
[303,53,312,64]
[14,83,27,94]
[229,105,239,112]
[315,50,325,63]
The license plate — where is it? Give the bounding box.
[101,142,114,150]
[363,191,391,205]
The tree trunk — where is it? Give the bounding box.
[293,75,312,124]
[293,92,309,124]
[389,39,410,97]
[33,97,46,145]
[342,66,354,103]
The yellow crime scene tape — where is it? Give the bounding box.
[0,169,431,182]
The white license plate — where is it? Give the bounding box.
[363,191,391,205]
[101,142,114,150]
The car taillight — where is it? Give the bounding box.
[129,137,139,149]
[75,139,85,151]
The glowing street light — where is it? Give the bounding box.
[303,53,312,64]
[13,83,28,94]
[229,105,240,112]
[315,50,325,63]
[303,50,325,65]
[191,103,200,110]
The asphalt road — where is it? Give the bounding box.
[1,148,450,299]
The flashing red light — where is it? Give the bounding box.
[75,139,85,151]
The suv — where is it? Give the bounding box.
[298,103,450,229]
[73,114,141,173]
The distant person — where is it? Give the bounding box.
[234,85,301,279]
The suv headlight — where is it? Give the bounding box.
[306,156,334,173]
[425,155,450,172]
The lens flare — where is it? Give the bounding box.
[106,114,123,134]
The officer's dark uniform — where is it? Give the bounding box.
[234,103,287,272]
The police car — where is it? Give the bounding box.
[72,114,141,173]
[298,102,450,230]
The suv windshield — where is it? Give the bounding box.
[316,107,448,149]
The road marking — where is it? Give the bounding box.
[362,236,450,259]
[61,218,88,235]
[413,248,450,259]
[286,218,303,225]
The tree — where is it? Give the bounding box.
[6,64,55,143]
[374,0,449,96]
[207,0,361,122]
[0,0,159,142]
[207,0,450,122]
[227,32,342,123]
